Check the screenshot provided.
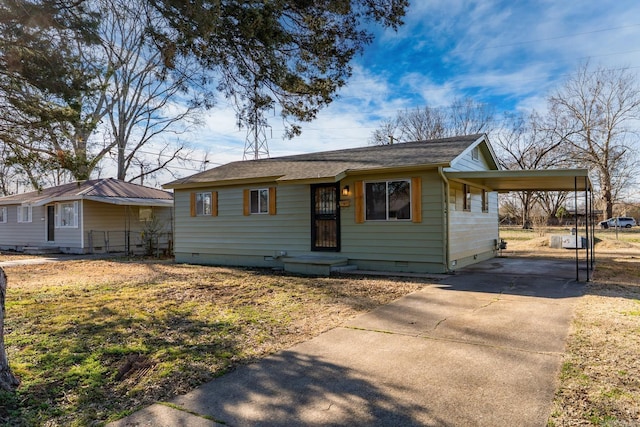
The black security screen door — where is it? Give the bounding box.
[311,184,340,251]
[47,205,55,242]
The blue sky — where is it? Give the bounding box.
[180,0,640,172]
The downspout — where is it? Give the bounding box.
[438,167,451,273]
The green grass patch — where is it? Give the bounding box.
[1,259,423,425]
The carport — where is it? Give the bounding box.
[446,168,594,281]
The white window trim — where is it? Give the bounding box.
[365,179,412,221]
[463,184,471,212]
[17,205,32,223]
[471,146,480,161]
[250,188,269,214]
[0,207,6,223]
[482,189,490,213]
[55,201,79,228]
[195,192,212,216]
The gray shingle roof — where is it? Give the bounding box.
[165,134,485,188]
[0,178,173,206]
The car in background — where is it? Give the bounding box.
[599,217,637,229]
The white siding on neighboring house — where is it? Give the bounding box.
[50,201,83,253]
[0,204,46,250]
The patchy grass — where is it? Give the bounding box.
[500,227,640,426]
[1,260,425,426]
[0,252,45,262]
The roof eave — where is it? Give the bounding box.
[344,163,449,177]
[163,175,286,190]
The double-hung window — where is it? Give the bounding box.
[365,180,411,221]
[463,184,471,212]
[0,207,6,223]
[196,192,212,216]
[56,202,78,228]
[17,205,32,223]
[482,189,489,213]
[250,189,269,214]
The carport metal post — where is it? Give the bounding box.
[574,177,579,282]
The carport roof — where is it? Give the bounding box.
[445,168,591,192]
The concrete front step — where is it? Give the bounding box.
[330,264,359,273]
[22,246,61,255]
[282,256,350,276]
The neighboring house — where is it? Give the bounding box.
[164,134,503,274]
[0,178,174,254]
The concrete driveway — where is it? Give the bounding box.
[109,257,585,427]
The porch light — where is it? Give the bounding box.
[342,185,350,197]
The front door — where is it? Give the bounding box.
[311,183,340,251]
[47,205,55,242]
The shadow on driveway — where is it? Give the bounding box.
[110,257,585,427]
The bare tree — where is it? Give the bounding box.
[100,0,211,181]
[0,0,212,183]
[370,98,494,145]
[492,112,570,227]
[548,63,640,220]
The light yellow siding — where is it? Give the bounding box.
[83,201,173,253]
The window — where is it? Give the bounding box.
[365,180,411,221]
[17,205,32,223]
[463,184,471,212]
[139,207,153,221]
[482,189,489,213]
[471,146,479,161]
[196,192,212,216]
[190,191,217,217]
[250,189,269,214]
[0,207,6,223]
[56,202,78,228]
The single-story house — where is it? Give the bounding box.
[0,178,174,254]
[164,134,509,274]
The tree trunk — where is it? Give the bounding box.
[0,267,20,392]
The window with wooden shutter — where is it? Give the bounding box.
[245,188,275,215]
[192,192,216,216]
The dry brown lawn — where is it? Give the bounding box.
[1,259,427,426]
[501,227,640,426]
[2,228,639,426]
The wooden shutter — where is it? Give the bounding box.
[190,192,196,217]
[243,189,250,216]
[354,180,364,224]
[211,191,218,216]
[411,177,422,223]
[268,187,277,215]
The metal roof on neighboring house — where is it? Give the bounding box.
[0,178,173,206]
[164,134,490,189]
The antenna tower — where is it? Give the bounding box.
[242,90,271,160]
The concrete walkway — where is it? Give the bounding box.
[109,257,585,427]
